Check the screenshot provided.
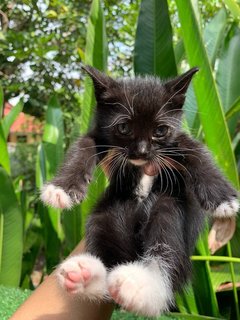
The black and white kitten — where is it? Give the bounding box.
[41,66,239,317]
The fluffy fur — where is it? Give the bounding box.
[41,66,239,317]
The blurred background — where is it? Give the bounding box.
[0,0,240,319]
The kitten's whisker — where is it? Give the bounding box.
[155,117,183,127]
[105,102,132,117]
[153,156,169,195]
[86,149,111,166]
[102,115,131,129]
[161,158,174,196]
[98,151,123,168]
[151,158,164,194]
[159,154,192,179]
[131,92,140,111]
[160,150,199,161]
[159,156,181,194]
[156,80,190,118]
[123,82,134,115]
[75,144,125,151]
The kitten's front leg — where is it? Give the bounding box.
[182,137,239,218]
[41,136,97,209]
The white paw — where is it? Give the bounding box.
[57,254,108,300]
[213,198,239,218]
[40,184,72,209]
[107,261,173,317]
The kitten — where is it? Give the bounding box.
[41,66,239,317]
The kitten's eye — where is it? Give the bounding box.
[116,122,132,135]
[153,125,169,138]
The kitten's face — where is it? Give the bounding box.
[83,66,198,175]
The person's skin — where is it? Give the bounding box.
[10,240,114,320]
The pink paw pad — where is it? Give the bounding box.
[62,267,91,293]
[57,254,108,299]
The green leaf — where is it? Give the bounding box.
[174,40,185,66]
[0,168,23,286]
[62,206,82,253]
[203,9,228,66]
[175,283,199,314]
[37,97,64,270]
[36,144,46,189]
[222,0,240,20]
[2,100,24,139]
[80,0,108,135]
[175,0,239,189]
[0,85,3,119]
[80,167,107,237]
[210,262,240,292]
[216,34,240,112]
[43,96,64,178]
[184,9,227,135]
[134,0,177,78]
[0,123,10,174]
[162,313,224,320]
[216,34,240,136]
[225,96,240,120]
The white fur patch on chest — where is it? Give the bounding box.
[135,174,155,201]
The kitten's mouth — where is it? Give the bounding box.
[129,159,148,166]
[129,159,159,176]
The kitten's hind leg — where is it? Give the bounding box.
[57,254,108,300]
[107,196,193,316]
[107,259,173,317]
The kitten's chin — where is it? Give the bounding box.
[129,159,159,176]
[129,159,148,166]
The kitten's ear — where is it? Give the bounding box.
[165,67,199,95]
[164,67,199,109]
[82,65,116,101]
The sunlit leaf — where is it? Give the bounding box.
[0,168,23,286]
[2,100,24,139]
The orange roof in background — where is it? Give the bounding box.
[4,102,43,134]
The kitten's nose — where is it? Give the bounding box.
[137,140,148,156]
[129,140,151,160]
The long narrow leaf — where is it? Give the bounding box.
[175,0,239,188]
[184,9,227,134]
[0,123,10,174]
[37,97,65,270]
[0,85,3,119]
[0,168,23,286]
[77,0,108,235]
[2,100,24,139]
[223,0,240,19]
[216,34,240,136]
[216,34,240,113]
[134,0,177,78]
[225,95,240,121]
[203,9,227,66]
[80,0,107,135]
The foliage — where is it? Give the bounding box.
[0,0,240,319]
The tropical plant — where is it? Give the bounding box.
[133,0,240,319]
[0,0,240,319]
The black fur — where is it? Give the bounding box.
[49,66,238,301]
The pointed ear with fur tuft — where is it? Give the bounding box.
[164,67,199,108]
[165,67,199,94]
[82,65,116,102]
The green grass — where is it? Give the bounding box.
[0,285,31,319]
[0,285,224,320]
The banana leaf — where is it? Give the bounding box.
[134,0,177,78]
[0,168,23,286]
